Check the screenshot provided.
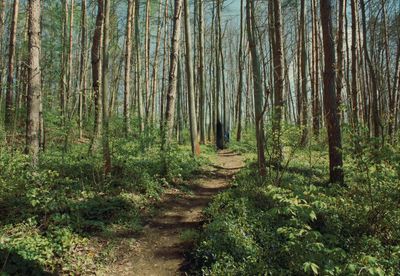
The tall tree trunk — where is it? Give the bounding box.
[299,0,308,146]
[360,0,381,142]
[350,0,359,130]
[5,0,19,131]
[91,0,103,146]
[162,0,183,150]
[144,0,151,120]
[198,0,206,144]
[0,0,6,105]
[159,0,170,128]
[271,0,284,164]
[236,0,244,142]
[67,0,74,115]
[102,0,111,175]
[215,0,224,149]
[78,0,87,139]
[150,0,164,123]
[247,0,266,176]
[336,0,346,118]
[311,0,320,137]
[135,0,144,132]
[184,0,200,156]
[320,0,344,184]
[26,0,41,167]
[124,0,134,136]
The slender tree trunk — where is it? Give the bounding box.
[0,0,6,105]
[162,0,183,150]
[5,0,19,131]
[360,0,381,142]
[149,0,164,123]
[144,0,151,120]
[102,0,111,175]
[215,0,224,149]
[311,0,320,136]
[299,0,308,146]
[78,0,87,139]
[91,0,103,146]
[247,0,266,176]
[160,0,170,128]
[135,0,144,132]
[271,0,285,164]
[184,0,200,156]
[26,0,41,167]
[336,0,346,117]
[124,0,134,136]
[320,0,344,184]
[198,0,206,144]
[236,0,244,142]
[350,0,359,130]
[67,0,74,115]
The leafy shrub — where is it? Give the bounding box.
[191,145,400,275]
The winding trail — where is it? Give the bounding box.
[103,150,244,275]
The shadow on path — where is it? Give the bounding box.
[103,150,244,276]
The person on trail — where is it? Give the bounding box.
[216,121,224,150]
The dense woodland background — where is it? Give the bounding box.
[0,0,399,275]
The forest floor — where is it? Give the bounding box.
[100,149,244,275]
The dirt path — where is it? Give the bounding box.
[103,150,244,276]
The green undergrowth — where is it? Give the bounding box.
[0,133,208,274]
[190,136,400,275]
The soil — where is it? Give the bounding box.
[101,150,244,276]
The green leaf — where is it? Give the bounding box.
[303,262,319,275]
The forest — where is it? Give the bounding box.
[0,0,399,275]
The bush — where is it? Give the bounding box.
[191,144,400,275]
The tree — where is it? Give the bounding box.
[320,0,344,184]
[198,0,206,144]
[5,0,19,131]
[246,0,266,176]
[236,0,244,142]
[184,0,200,156]
[350,0,359,131]
[26,0,41,167]
[102,0,111,175]
[336,0,345,118]
[124,0,134,136]
[78,0,87,139]
[299,0,308,146]
[90,0,103,147]
[311,0,320,137]
[162,0,184,151]
[360,0,381,142]
[272,0,285,164]
[0,0,6,105]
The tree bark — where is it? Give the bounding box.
[184,0,200,156]
[198,0,206,144]
[90,0,103,148]
[124,0,134,136]
[0,0,6,104]
[360,0,381,141]
[311,0,320,137]
[162,0,183,149]
[247,0,266,176]
[320,0,344,184]
[26,0,41,167]
[299,0,308,146]
[5,0,19,131]
[78,0,87,139]
[102,0,111,175]
[336,0,346,118]
[350,0,359,130]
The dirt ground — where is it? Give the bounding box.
[101,150,244,276]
